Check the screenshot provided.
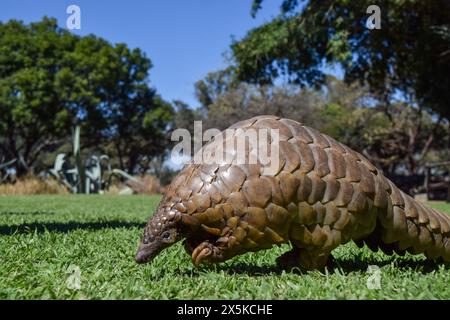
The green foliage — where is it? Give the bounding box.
[0,18,173,176]
[318,103,347,138]
[0,195,449,299]
[235,0,450,120]
[194,67,238,111]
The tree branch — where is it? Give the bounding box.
[419,115,443,161]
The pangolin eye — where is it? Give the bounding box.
[162,231,171,240]
[144,235,155,244]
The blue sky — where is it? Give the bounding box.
[0,0,283,107]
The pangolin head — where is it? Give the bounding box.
[135,205,183,264]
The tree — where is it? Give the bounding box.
[0,18,173,176]
[194,67,238,112]
[232,0,450,128]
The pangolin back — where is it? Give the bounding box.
[156,115,450,268]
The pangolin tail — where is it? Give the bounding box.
[358,180,450,262]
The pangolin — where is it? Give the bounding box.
[135,115,450,270]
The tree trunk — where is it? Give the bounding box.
[448,121,450,149]
[128,152,137,175]
[447,181,450,203]
[115,143,124,171]
[448,121,450,202]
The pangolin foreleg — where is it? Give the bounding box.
[190,227,248,266]
[191,241,226,266]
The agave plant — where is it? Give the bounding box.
[49,126,144,194]
[0,157,16,184]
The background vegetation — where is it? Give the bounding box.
[0,18,173,177]
[1,0,450,196]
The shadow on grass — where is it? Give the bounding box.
[176,263,281,278]
[217,262,282,276]
[189,254,447,277]
[0,211,58,216]
[330,254,448,274]
[0,220,146,235]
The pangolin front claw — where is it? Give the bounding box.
[192,241,222,266]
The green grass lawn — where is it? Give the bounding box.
[0,195,449,299]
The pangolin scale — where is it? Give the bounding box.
[136,115,450,270]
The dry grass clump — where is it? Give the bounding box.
[0,175,69,195]
[127,174,161,194]
[104,184,124,195]
[105,174,162,195]
[0,174,162,195]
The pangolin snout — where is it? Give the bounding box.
[135,243,162,264]
[135,249,151,264]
